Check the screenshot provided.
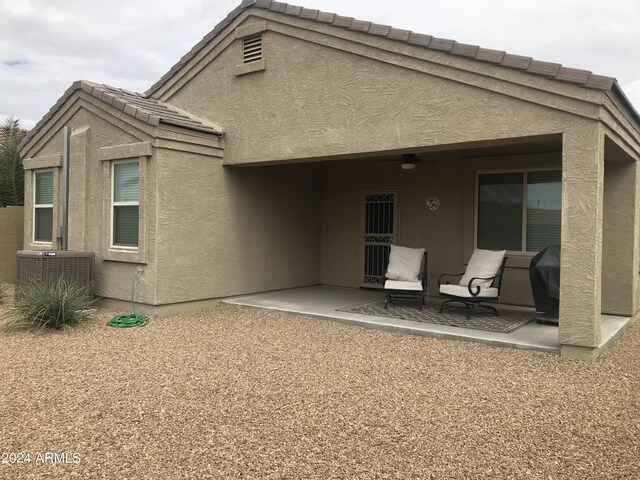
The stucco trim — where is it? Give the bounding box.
[234,59,266,76]
[96,142,152,162]
[603,127,640,162]
[235,19,267,38]
[21,95,156,160]
[601,94,640,153]
[154,141,223,157]
[23,154,63,170]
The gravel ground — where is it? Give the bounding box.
[0,298,638,479]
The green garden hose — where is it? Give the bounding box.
[107,272,149,328]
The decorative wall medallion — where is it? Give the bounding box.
[426,196,440,211]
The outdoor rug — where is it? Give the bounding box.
[337,301,535,333]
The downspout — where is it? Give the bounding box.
[60,126,71,250]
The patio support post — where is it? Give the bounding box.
[559,122,605,361]
[601,156,637,316]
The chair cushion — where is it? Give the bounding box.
[460,249,506,288]
[385,279,424,291]
[440,283,499,298]
[385,245,425,282]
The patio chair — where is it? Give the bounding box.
[383,245,428,311]
[438,249,507,318]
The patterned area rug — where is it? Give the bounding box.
[337,301,535,333]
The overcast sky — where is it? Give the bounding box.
[1,0,639,130]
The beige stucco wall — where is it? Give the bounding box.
[153,149,322,305]
[162,15,606,167]
[20,96,322,308]
[601,158,637,316]
[0,206,24,283]
[22,104,160,305]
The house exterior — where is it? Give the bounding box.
[18,0,640,360]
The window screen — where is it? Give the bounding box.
[34,171,54,242]
[526,171,561,252]
[112,162,139,247]
[477,173,523,251]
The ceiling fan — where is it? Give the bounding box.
[400,153,419,170]
[399,153,439,169]
[375,153,438,169]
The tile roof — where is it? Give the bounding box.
[146,0,617,96]
[19,80,223,150]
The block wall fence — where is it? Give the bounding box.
[0,206,24,283]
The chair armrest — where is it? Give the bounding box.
[467,272,505,296]
[437,272,465,287]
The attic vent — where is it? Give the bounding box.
[243,35,262,64]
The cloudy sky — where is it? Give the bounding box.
[1,0,639,129]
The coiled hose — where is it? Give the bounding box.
[106,272,149,328]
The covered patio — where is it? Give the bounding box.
[217,126,639,361]
[223,285,630,356]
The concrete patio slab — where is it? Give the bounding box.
[223,285,631,356]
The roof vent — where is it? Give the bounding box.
[243,35,262,64]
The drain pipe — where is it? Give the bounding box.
[60,126,71,250]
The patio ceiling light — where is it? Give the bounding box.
[400,153,417,170]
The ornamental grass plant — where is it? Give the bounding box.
[0,282,7,304]
[2,278,94,330]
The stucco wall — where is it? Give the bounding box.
[22,105,160,305]
[165,16,593,166]
[0,206,24,283]
[154,149,322,304]
[320,152,562,306]
[601,158,637,316]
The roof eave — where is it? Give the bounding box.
[608,81,640,133]
[20,80,224,155]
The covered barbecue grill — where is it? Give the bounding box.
[529,245,560,324]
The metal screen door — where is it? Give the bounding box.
[362,191,398,287]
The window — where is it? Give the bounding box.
[34,170,54,242]
[112,161,139,248]
[477,170,561,253]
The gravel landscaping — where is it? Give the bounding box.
[0,299,638,479]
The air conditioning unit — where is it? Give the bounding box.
[16,250,95,298]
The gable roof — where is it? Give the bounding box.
[19,80,223,151]
[147,0,618,97]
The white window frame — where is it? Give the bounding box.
[474,167,562,255]
[110,160,140,250]
[33,169,54,244]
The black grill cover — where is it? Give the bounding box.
[529,246,560,317]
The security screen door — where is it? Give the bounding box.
[362,190,398,288]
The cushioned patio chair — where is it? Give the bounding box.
[438,249,507,318]
[383,245,428,311]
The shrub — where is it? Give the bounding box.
[2,278,94,330]
[0,282,7,304]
